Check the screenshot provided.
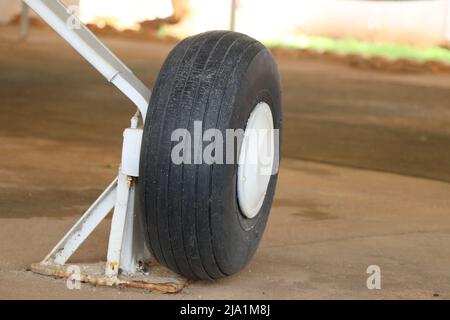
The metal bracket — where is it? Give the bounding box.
[20,0,151,278]
[32,116,188,291]
[23,0,189,292]
[32,114,189,292]
[41,140,150,278]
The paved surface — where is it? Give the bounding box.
[0,26,450,299]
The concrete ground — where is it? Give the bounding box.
[0,26,450,299]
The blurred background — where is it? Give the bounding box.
[0,1,450,299]
[2,0,450,46]
[2,0,449,179]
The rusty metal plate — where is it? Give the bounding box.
[31,261,190,293]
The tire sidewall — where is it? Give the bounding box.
[211,49,282,275]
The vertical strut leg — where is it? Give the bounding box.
[20,2,30,40]
[105,170,132,277]
[119,183,151,274]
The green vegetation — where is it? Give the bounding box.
[157,24,170,39]
[264,34,450,64]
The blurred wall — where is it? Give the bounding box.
[78,0,173,30]
[293,0,450,47]
[169,0,450,47]
[1,0,449,47]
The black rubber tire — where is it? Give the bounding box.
[138,31,282,280]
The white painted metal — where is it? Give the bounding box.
[23,0,153,279]
[20,2,29,40]
[237,102,275,219]
[111,73,150,120]
[230,0,237,31]
[105,170,132,278]
[121,121,143,177]
[39,115,148,276]
[42,177,118,265]
[119,184,151,274]
[23,0,150,117]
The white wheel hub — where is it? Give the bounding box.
[237,102,275,219]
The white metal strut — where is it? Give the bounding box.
[23,0,152,279]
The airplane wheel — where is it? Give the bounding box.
[139,31,282,280]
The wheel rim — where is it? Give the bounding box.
[237,102,275,219]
